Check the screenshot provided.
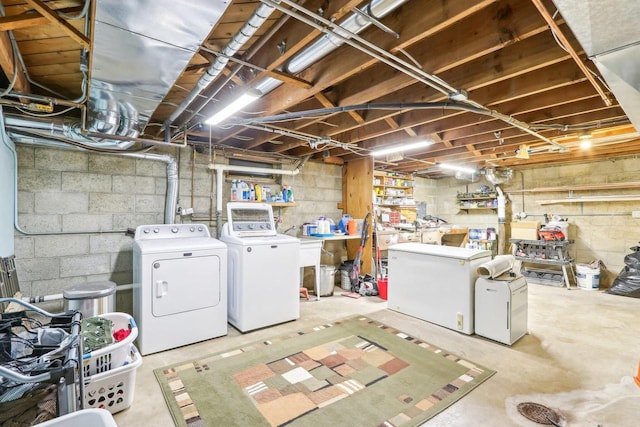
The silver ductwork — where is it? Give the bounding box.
[166,2,278,126]
[484,168,513,185]
[553,0,640,132]
[253,0,410,98]
[89,0,231,142]
[168,0,409,126]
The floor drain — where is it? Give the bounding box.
[517,402,561,425]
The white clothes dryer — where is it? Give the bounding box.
[220,203,300,332]
[133,224,227,355]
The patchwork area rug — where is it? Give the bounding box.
[154,316,495,427]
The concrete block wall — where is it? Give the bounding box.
[12,146,347,311]
[414,156,640,288]
[13,145,170,309]
[418,176,499,230]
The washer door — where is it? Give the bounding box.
[151,255,221,317]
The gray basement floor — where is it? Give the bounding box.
[113,284,640,426]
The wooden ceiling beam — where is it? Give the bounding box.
[23,0,89,49]
[0,33,29,93]
[0,6,83,31]
[336,0,548,107]
[216,0,491,144]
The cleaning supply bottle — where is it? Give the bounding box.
[287,186,293,202]
[230,180,237,201]
[250,183,255,201]
[242,181,249,200]
[347,218,357,235]
[255,184,262,202]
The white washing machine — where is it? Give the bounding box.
[220,203,300,332]
[133,224,227,355]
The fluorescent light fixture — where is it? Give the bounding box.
[579,139,592,149]
[438,163,476,174]
[370,139,432,157]
[448,89,468,102]
[205,89,261,125]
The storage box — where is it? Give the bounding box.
[510,221,540,240]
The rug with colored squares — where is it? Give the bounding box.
[154,316,495,426]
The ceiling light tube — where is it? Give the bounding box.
[206,90,262,125]
[370,139,432,157]
[438,163,476,174]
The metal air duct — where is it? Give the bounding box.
[484,168,513,185]
[253,0,409,96]
[553,0,640,132]
[166,3,278,126]
[89,0,232,143]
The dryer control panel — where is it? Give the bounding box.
[134,224,211,240]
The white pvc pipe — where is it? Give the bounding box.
[211,163,301,236]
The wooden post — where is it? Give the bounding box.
[342,157,373,274]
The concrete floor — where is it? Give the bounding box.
[113,284,640,426]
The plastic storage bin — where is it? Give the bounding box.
[84,344,142,414]
[83,312,138,377]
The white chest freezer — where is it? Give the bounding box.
[475,274,528,345]
[387,243,491,334]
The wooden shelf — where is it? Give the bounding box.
[459,207,497,212]
[509,182,640,193]
[233,201,298,207]
[537,195,640,205]
[456,196,497,201]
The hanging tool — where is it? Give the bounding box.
[349,212,371,292]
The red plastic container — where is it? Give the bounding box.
[378,278,388,300]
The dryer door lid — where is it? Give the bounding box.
[151,255,221,317]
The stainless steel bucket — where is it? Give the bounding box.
[63,281,116,318]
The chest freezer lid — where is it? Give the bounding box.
[388,242,491,260]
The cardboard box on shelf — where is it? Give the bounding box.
[511,221,540,240]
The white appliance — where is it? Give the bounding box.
[387,243,491,334]
[133,224,227,355]
[475,274,528,345]
[220,202,300,332]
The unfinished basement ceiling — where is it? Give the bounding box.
[0,0,638,178]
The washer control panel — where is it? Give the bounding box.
[225,202,277,238]
[134,224,210,240]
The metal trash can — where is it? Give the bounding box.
[339,261,354,290]
[63,281,116,318]
[319,265,336,296]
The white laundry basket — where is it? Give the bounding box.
[82,312,138,377]
[83,344,142,414]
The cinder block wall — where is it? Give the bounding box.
[415,157,640,288]
[13,145,346,312]
[14,145,170,311]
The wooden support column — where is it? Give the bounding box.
[342,156,373,274]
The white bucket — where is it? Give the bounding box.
[576,264,600,290]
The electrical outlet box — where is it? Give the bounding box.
[633,211,640,218]
[456,312,463,330]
